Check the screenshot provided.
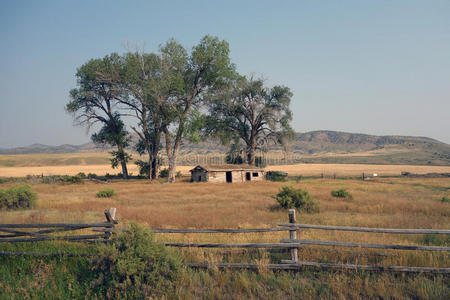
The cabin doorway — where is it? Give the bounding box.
[246,172,251,181]
[226,171,232,183]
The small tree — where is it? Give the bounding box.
[274,186,319,213]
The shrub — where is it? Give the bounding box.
[0,184,37,210]
[441,196,449,203]
[331,188,352,199]
[40,174,84,184]
[159,168,169,178]
[226,154,244,165]
[135,160,150,177]
[89,223,183,298]
[266,171,288,182]
[274,186,319,213]
[96,189,115,198]
[255,156,266,168]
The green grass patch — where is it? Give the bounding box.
[0,184,37,210]
[331,188,352,199]
[95,189,115,198]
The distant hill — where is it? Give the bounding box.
[1,130,449,165]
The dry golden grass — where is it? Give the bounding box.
[1,176,449,298]
[1,162,450,177]
[266,163,450,176]
[1,177,448,267]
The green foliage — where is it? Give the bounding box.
[41,174,84,184]
[331,188,352,199]
[135,160,150,177]
[109,150,132,169]
[96,189,115,198]
[274,186,319,213]
[255,156,266,167]
[159,168,181,179]
[160,168,169,178]
[226,154,244,164]
[89,223,183,298]
[420,234,450,246]
[441,196,449,203]
[266,171,288,182]
[207,76,294,165]
[0,184,37,210]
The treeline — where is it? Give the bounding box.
[66,35,294,182]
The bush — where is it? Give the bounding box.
[135,160,150,177]
[266,171,288,182]
[226,154,244,165]
[89,223,183,298]
[331,188,352,199]
[274,186,319,213]
[40,174,84,184]
[159,168,169,178]
[0,184,37,210]
[255,156,266,168]
[96,189,115,198]
[441,196,449,203]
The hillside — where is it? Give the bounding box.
[1,130,449,165]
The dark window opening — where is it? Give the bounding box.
[226,171,232,183]
[246,172,251,181]
[252,172,259,177]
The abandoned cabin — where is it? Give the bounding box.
[190,165,265,183]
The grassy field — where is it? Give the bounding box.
[1,152,450,178]
[1,174,449,298]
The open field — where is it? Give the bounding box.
[1,176,449,298]
[1,163,449,178]
[1,152,450,178]
[0,173,450,299]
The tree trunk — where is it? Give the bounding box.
[151,131,161,179]
[147,145,153,181]
[117,143,128,179]
[120,160,128,179]
[247,135,256,165]
[163,128,179,183]
[168,155,176,183]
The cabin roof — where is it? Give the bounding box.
[190,164,264,172]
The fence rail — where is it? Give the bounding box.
[277,223,450,235]
[153,209,450,274]
[1,208,449,274]
[0,208,118,244]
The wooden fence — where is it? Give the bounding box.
[0,208,117,245]
[1,208,449,273]
[151,209,450,274]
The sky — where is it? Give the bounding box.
[0,0,449,148]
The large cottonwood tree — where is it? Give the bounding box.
[207,76,294,165]
[66,54,131,178]
[154,36,237,182]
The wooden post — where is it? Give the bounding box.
[288,209,298,262]
[104,208,117,240]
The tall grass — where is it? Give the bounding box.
[1,177,449,298]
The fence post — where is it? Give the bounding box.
[288,209,298,262]
[104,207,117,240]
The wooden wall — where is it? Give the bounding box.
[192,170,265,183]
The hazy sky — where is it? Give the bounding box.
[1,0,449,148]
